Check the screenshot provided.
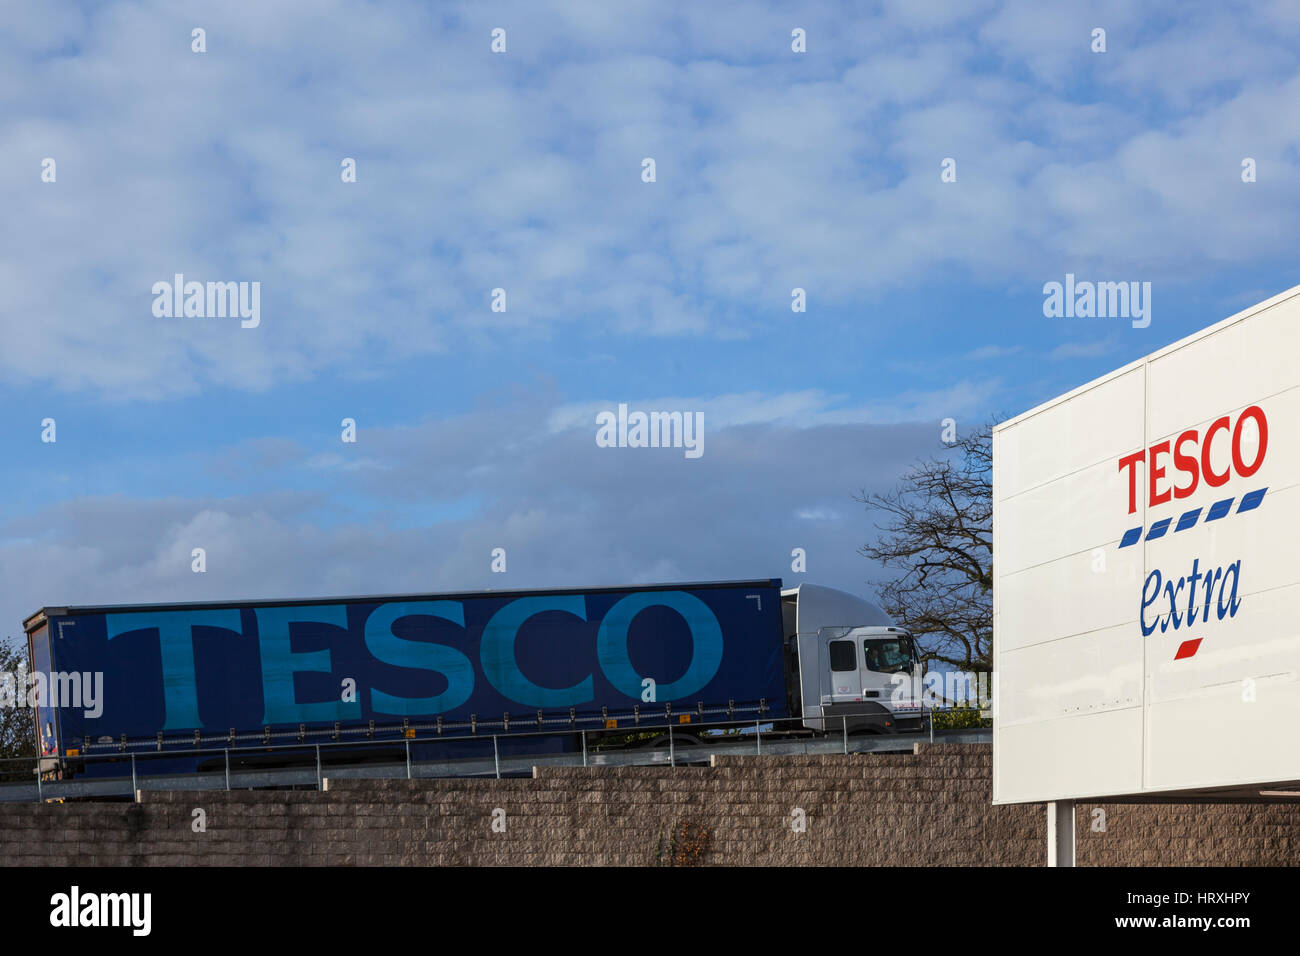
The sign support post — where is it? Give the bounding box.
[1047,800,1075,867]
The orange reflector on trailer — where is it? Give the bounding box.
[65,749,79,757]
[605,719,618,729]
[679,715,691,723]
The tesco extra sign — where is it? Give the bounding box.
[1115,405,1269,660]
[1117,405,1268,513]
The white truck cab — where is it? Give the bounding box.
[782,583,927,734]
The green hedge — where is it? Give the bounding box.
[930,707,992,730]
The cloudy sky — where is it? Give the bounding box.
[3,0,1300,639]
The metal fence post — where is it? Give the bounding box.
[405,739,412,780]
[669,724,676,768]
[35,763,42,804]
[224,749,231,791]
[581,730,587,767]
[756,719,761,755]
[315,745,322,790]
[131,753,138,800]
[843,718,848,754]
[493,736,500,779]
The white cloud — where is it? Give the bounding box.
[967,344,1023,360]
[796,508,841,521]
[4,1,1300,398]
[547,382,1001,433]
[0,400,951,636]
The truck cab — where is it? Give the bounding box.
[782,583,927,734]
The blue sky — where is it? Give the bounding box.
[4,0,1300,638]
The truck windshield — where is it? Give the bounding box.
[863,637,914,674]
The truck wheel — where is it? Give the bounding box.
[643,731,702,748]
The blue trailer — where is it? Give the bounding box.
[23,579,925,780]
[23,580,795,777]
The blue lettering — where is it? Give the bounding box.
[481,596,592,707]
[1162,578,1184,632]
[1203,568,1222,622]
[1140,570,1162,637]
[1217,561,1242,619]
[596,591,724,701]
[255,605,359,725]
[106,609,242,731]
[364,601,474,716]
[1141,558,1244,636]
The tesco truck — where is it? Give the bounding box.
[994,283,1300,805]
[23,579,927,779]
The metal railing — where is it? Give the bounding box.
[61,699,776,757]
[0,708,991,803]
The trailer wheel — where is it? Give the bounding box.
[642,731,702,748]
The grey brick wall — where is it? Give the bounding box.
[1,744,1297,865]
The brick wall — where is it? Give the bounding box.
[1075,801,1300,866]
[1,744,1298,865]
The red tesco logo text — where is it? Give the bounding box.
[1118,405,1268,515]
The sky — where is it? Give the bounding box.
[3,0,1300,641]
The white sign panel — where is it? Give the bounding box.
[993,285,1300,803]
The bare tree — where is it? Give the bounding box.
[0,638,35,767]
[857,423,993,672]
